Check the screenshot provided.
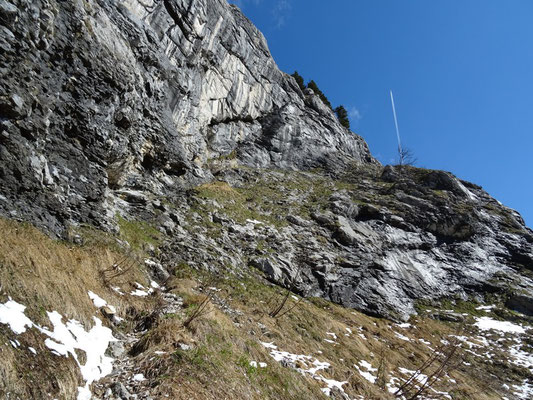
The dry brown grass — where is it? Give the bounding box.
[0,218,152,325]
[156,272,504,400]
[0,218,156,399]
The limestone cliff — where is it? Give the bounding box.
[0,0,374,235]
[1,0,532,322]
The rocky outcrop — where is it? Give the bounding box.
[1,0,532,321]
[157,167,533,321]
[0,0,374,236]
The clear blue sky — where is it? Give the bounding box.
[229,0,533,227]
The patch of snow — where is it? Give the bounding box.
[475,305,496,311]
[396,322,412,328]
[249,360,267,368]
[508,343,533,369]
[398,367,432,386]
[355,360,377,384]
[345,327,352,334]
[261,342,347,397]
[154,351,166,355]
[394,332,410,341]
[111,286,124,295]
[323,338,336,344]
[1,300,116,400]
[291,295,298,301]
[87,291,108,308]
[319,376,348,396]
[77,385,92,400]
[130,289,149,297]
[133,373,145,381]
[474,317,526,334]
[513,380,533,399]
[387,379,400,394]
[150,281,161,289]
[326,332,337,339]
[40,311,116,398]
[87,291,116,314]
[246,219,262,225]
[0,299,34,334]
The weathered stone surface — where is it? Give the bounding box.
[1,0,532,323]
[0,0,375,237]
[159,167,533,321]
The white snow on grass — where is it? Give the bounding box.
[326,332,337,339]
[396,322,412,328]
[249,361,267,368]
[394,332,410,341]
[0,299,116,400]
[133,373,145,381]
[319,376,348,397]
[509,344,533,369]
[0,299,34,334]
[130,282,154,297]
[475,305,496,311]
[111,286,124,295]
[130,289,150,297]
[40,312,116,399]
[260,342,347,397]
[354,360,377,384]
[513,379,533,399]
[87,291,107,308]
[87,291,116,314]
[474,317,527,334]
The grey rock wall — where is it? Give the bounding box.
[0,0,375,235]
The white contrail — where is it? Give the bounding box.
[390,90,402,155]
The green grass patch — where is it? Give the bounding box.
[116,215,161,251]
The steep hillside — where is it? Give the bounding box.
[1,0,533,399]
[0,217,532,399]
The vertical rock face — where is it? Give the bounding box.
[0,0,375,235]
